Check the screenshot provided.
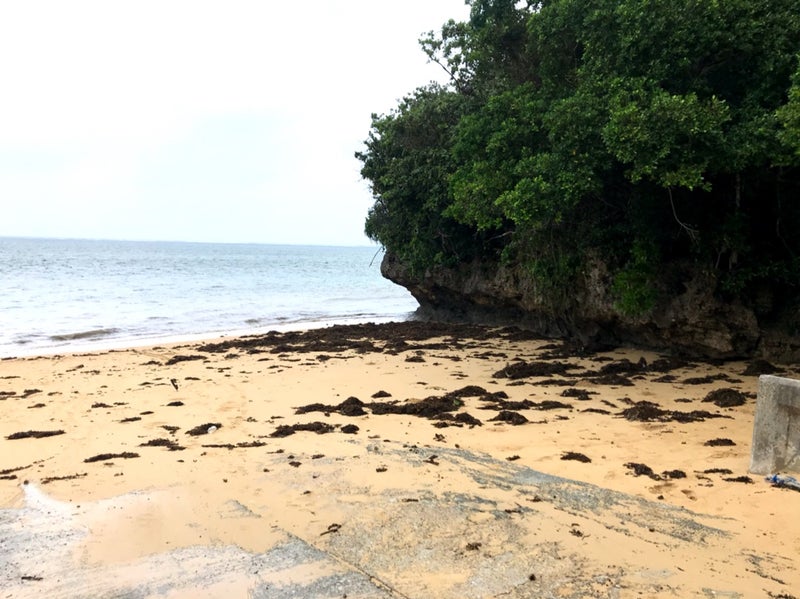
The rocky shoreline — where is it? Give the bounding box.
[382,252,800,363]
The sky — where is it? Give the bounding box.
[0,1,471,246]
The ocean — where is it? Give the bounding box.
[0,237,419,357]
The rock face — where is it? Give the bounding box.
[381,252,800,362]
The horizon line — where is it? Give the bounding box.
[0,234,380,249]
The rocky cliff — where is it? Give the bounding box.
[382,252,800,363]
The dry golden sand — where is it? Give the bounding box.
[1,322,799,598]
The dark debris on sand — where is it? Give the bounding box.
[489,410,529,425]
[723,475,754,484]
[0,465,30,478]
[742,359,784,376]
[493,361,575,380]
[185,422,222,436]
[140,438,186,451]
[6,430,65,440]
[179,323,759,408]
[369,394,465,418]
[625,463,687,481]
[561,452,591,463]
[41,473,87,485]
[202,441,267,450]
[434,411,483,427]
[582,408,611,415]
[195,321,505,356]
[493,354,694,387]
[271,422,336,437]
[292,388,483,429]
[295,396,367,417]
[702,388,747,408]
[478,396,535,411]
[648,357,692,372]
[682,373,742,385]
[165,354,207,366]
[561,388,596,401]
[538,339,618,359]
[587,373,635,387]
[588,358,648,377]
[619,401,731,423]
[530,400,573,411]
[703,468,734,475]
[704,438,736,447]
[84,452,139,463]
[624,462,659,480]
[447,385,489,398]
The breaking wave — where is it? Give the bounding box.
[49,328,120,342]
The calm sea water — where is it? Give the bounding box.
[0,237,418,357]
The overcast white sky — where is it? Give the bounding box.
[0,1,470,246]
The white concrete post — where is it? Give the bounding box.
[750,375,800,475]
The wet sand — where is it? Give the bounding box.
[1,322,799,598]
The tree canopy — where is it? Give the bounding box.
[357,0,800,315]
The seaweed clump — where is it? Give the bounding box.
[6,430,65,440]
[186,422,222,436]
[619,401,730,423]
[702,388,746,408]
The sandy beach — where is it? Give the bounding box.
[1,321,799,598]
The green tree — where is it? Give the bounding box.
[358,85,484,273]
[359,0,800,313]
[778,61,800,158]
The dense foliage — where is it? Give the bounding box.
[357,0,800,315]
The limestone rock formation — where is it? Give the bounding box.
[382,252,800,362]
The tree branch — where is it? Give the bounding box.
[668,187,698,243]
